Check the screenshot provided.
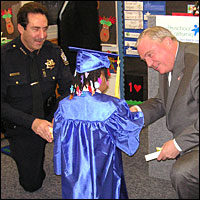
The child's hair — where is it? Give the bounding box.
[70,67,109,98]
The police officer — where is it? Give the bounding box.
[1,2,73,192]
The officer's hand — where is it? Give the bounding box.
[157,140,180,161]
[32,118,53,143]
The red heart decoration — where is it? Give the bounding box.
[134,84,141,92]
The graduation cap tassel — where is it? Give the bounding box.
[115,56,120,99]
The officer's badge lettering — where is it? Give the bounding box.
[61,49,69,66]
[45,59,55,70]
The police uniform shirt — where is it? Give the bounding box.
[1,36,73,129]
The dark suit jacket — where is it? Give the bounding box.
[140,42,199,153]
[57,1,101,75]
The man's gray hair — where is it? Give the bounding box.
[135,26,177,48]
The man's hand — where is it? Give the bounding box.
[130,105,139,112]
[157,140,180,161]
[32,118,53,143]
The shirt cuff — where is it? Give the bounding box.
[173,139,182,152]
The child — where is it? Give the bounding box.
[53,47,144,199]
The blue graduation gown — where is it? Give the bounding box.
[53,92,144,199]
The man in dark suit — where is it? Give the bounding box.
[57,1,101,75]
[130,26,199,199]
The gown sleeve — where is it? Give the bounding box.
[53,105,63,175]
[104,101,144,156]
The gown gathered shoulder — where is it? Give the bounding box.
[53,91,144,199]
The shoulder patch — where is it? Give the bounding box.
[60,49,69,66]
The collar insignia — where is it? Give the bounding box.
[20,47,27,55]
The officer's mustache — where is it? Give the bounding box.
[35,39,45,42]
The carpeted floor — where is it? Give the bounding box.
[1,127,178,199]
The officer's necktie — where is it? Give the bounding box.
[29,52,44,118]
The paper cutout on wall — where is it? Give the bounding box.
[99,16,116,42]
[1,8,14,34]
[134,84,141,92]
[128,83,141,92]
[125,75,143,101]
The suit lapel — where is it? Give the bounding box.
[166,71,184,112]
[166,42,186,113]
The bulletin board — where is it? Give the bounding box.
[120,1,165,102]
[123,1,166,57]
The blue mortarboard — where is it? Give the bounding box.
[69,46,119,73]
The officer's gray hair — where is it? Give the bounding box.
[135,26,177,48]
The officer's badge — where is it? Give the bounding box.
[61,49,69,66]
[45,59,55,70]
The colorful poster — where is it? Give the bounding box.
[156,15,199,43]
